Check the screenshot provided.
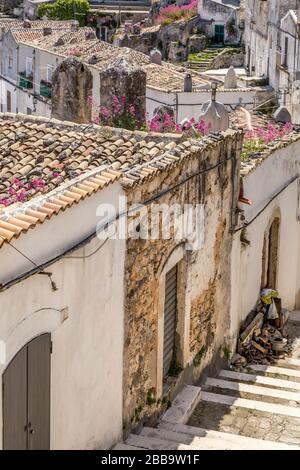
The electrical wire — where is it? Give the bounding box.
[0,234,58,291]
[0,151,238,291]
[234,175,299,233]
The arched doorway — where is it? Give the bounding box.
[2,333,51,450]
[261,217,280,289]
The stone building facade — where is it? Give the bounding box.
[122,129,243,429]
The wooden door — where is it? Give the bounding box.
[163,265,178,377]
[3,334,51,450]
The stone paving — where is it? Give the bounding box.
[188,400,300,445]
[188,313,300,446]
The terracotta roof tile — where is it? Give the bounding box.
[0,113,242,248]
[21,30,212,92]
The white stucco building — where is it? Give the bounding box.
[230,108,300,343]
[198,0,244,44]
[0,22,263,124]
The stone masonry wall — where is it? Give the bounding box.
[122,130,243,430]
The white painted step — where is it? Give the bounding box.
[126,433,204,450]
[159,422,300,450]
[113,443,142,450]
[205,377,300,402]
[249,364,300,379]
[219,369,300,391]
[277,358,300,368]
[140,427,245,450]
[202,391,300,418]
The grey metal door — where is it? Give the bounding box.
[163,265,178,377]
[3,334,51,450]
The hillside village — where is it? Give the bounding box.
[1,0,300,453]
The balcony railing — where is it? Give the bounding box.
[19,71,33,89]
[40,81,52,98]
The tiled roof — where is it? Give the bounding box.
[0,113,240,247]
[11,29,45,43]
[230,108,300,175]
[0,19,76,33]
[25,30,212,91]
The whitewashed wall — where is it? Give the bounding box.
[230,140,300,343]
[0,181,125,450]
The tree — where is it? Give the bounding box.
[38,0,89,26]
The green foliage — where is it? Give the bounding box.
[241,138,264,162]
[38,0,89,26]
[222,344,231,360]
[146,388,156,407]
[193,345,206,367]
[168,356,183,377]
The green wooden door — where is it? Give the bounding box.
[215,25,225,44]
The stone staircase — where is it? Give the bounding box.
[187,45,226,72]
[115,313,300,450]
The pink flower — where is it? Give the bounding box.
[87,95,94,106]
[16,190,27,202]
[129,104,136,116]
[100,106,110,119]
[112,95,120,114]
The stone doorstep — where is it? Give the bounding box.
[161,385,201,425]
[201,391,300,419]
[219,369,300,391]
[158,422,300,450]
[249,364,300,379]
[205,377,300,402]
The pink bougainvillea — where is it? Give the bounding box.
[155,0,198,26]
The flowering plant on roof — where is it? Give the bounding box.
[155,0,198,26]
[0,177,47,208]
[90,95,212,136]
[97,95,138,131]
[241,122,294,162]
[67,47,82,57]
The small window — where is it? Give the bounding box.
[26,57,33,77]
[6,90,11,112]
[283,36,288,68]
[8,50,13,69]
[27,107,32,115]
[46,65,54,84]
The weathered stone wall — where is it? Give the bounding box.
[99,57,146,126]
[122,130,243,429]
[210,48,244,69]
[51,58,93,124]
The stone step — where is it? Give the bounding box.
[219,369,300,391]
[249,364,300,379]
[202,391,300,418]
[205,377,300,402]
[162,385,201,424]
[126,433,200,450]
[158,422,300,450]
[277,358,300,368]
[113,443,143,450]
[140,427,245,450]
